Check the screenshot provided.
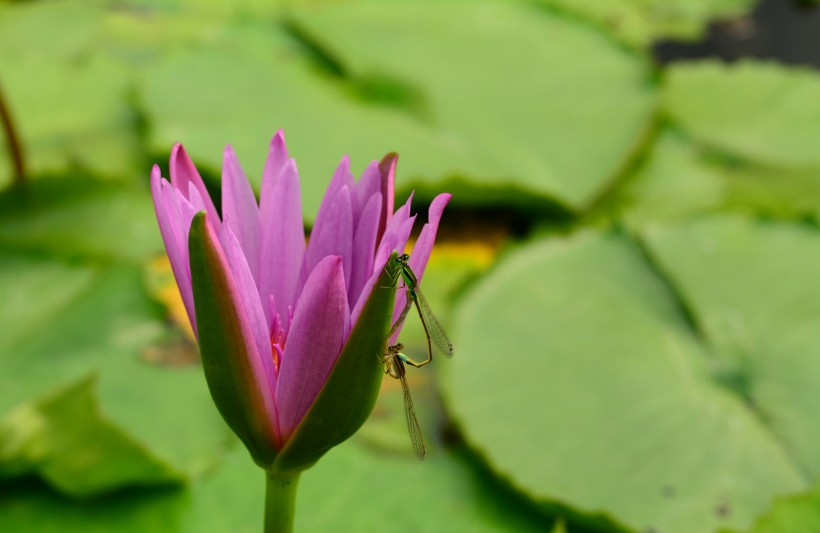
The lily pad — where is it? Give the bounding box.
[643,216,820,479]
[611,128,820,225]
[611,128,725,225]
[443,219,820,533]
[0,1,142,186]
[0,177,231,495]
[0,377,181,498]
[722,480,820,533]
[140,24,471,221]
[290,0,656,212]
[663,61,820,168]
[0,178,162,262]
[535,0,754,49]
[0,439,551,532]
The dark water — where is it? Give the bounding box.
[654,0,820,68]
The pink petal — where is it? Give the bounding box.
[304,186,353,294]
[260,131,289,197]
[172,190,200,327]
[348,192,382,307]
[372,192,415,271]
[192,215,279,447]
[408,193,452,282]
[151,166,197,337]
[169,143,219,223]
[350,256,386,325]
[186,182,211,222]
[222,145,261,284]
[352,160,380,219]
[219,223,277,408]
[376,153,397,243]
[352,152,396,244]
[352,194,416,322]
[391,193,451,341]
[310,156,354,240]
[259,158,305,327]
[276,256,350,438]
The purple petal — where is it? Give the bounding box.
[304,186,353,293]
[312,156,354,237]
[190,214,279,449]
[408,193,452,281]
[151,166,197,336]
[260,130,290,196]
[169,143,219,223]
[372,192,414,271]
[350,256,386,325]
[376,153,397,243]
[186,182,211,221]
[348,192,382,307]
[391,193,451,341]
[222,145,261,284]
[219,223,277,408]
[259,131,290,220]
[352,214,417,325]
[172,189,200,318]
[352,161,380,219]
[168,186,201,337]
[353,193,417,322]
[276,256,350,438]
[259,158,305,327]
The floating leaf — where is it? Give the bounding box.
[0,1,142,186]
[663,61,820,168]
[535,0,755,48]
[0,377,181,498]
[0,177,231,495]
[611,129,820,225]
[722,481,820,533]
[0,178,161,262]
[444,219,820,533]
[290,0,656,212]
[0,440,549,532]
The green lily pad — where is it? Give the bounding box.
[140,24,471,222]
[722,480,820,533]
[290,0,656,212]
[534,0,754,48]
[643,217,820,479]
[0,438,552,531]
[663,61,820,169]
[611,128,725,225]
[0,178,162,262]
[0,1,142,187]
[0,377,181,498]
[610,129,820,225]
[443,218,820,533]
[0,177,231,495]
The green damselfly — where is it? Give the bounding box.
[383,342,426,460]
[386,254,454,367]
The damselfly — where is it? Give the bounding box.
[386,254,453,366]
[383,342,426,460]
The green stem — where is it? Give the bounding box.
[264,469,301,533]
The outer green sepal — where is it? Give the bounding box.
[188,211,278,468]
[271,253,399,474]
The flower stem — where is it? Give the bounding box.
[264,469,301,533]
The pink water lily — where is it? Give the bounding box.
[150,131,450,468]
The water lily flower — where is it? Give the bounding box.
[150,131,449,531]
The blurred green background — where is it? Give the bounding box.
[2,0,820,531]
